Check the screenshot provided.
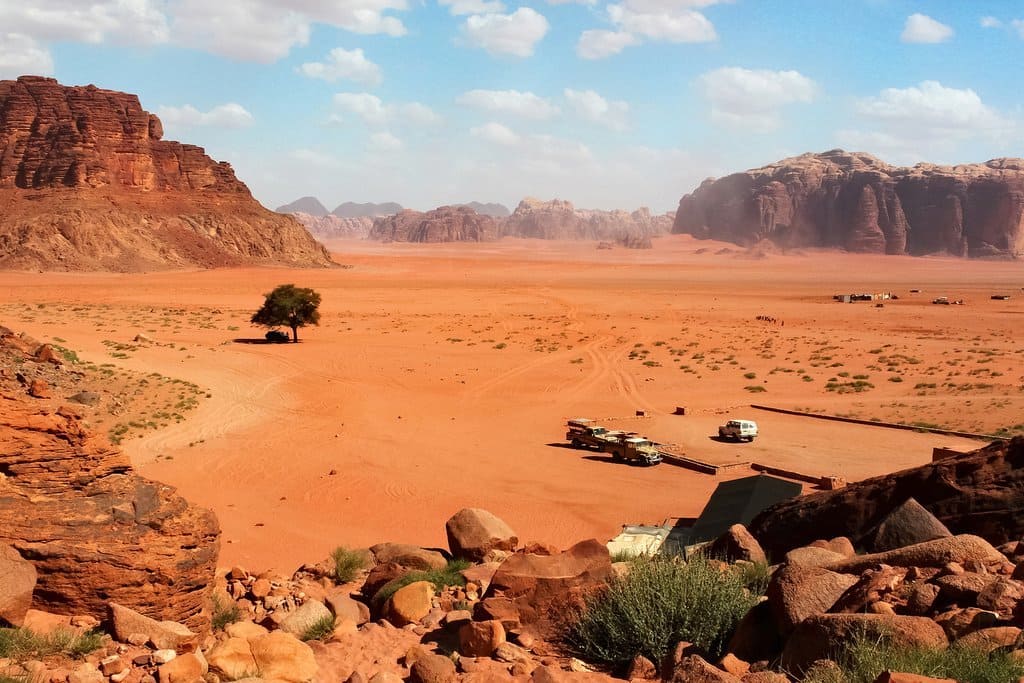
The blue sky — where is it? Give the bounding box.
[1,1,1021,212]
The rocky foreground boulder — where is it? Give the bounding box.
[0,76,332,271]
[673,149,1024,257]
[750,436,1024,558]
[0,394,220,628]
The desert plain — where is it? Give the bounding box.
[2,235,1022,572]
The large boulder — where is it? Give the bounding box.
[110,603,197,650]
[0,398,219,629]
[780,614,948,675]
[480,539,612,638]
[704,525,766,564]
[667,655,741,683]
[825,535,1007,574]
[0,543,36,626]
[750,437,1024,557]
[386,581,434,626]
[249,631,318,683]
[279,600,333,638]
[370,543,447,571]
[207,637,259,680]
[766,564,858,634]
[869,498,952,552]
[446,508,519,562]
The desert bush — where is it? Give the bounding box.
[300,615,336,642]
[331,546,370,583]
[0,627,104,660]
[563,555,761,667]
[805,633,1024,683]
[372,559,472,607]
[211,594,242,631]
[744,385,767,393]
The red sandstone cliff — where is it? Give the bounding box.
[501,198,672,247]
[290,212,374,240]
[369,206,499,242]
[672,150,1024,258]
[0,76,332,271]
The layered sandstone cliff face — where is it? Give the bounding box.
[673,150,1024,258]
[369,206,499,242]
[0,394,220,628]
[0,76,331,271]
[290,212,373,240]
[501,198,672,247]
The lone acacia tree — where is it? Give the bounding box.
[251,284,321,343]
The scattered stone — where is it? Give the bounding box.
[157,651,207,683]
[326,590,371,625]
[27,378,49,398]
[718,654,749,677]
[783,546,845,568]
[626,654,657,680]
[954,626,1022,653]
[904,583,940,615]
[766,564,858,635]
[976,577,1024,616]
[387,581,434,627]
[410,654,457,683]
[446,508,519,562]
[68,663,105,683]
[668,654,741,683]
[371,543,447,571]
[67,391,101,406]
[706,525,766,564]
[110,603,197,650]
[459,620,506,657]
[825,535,1007,573]
[933,607,999,639]
[279,599,332,637]
[152,650,177,665]
[249,631,318,683]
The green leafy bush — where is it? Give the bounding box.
[0,627,104,661]
[563,555,761,667]
[372,559,472,607]
[211,594,242,631]
[300,615,337,642]
[331,547,370,583]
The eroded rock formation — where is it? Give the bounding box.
[501,198,672,247]
[0,394,220,628]
[673,150,1024,257]
[0,76,331,271]
[290,212,373,240]
[749,436,1024,558]
[369,206,499,243]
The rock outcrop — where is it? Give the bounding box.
[0,393,220,628]
[290,212,373,240]
[749,437,1024,558]
[333,201,403,218]
[0,76,332,271]
[502,198,672,247]
[673,150,1024,258]
[458,202,511,218]
[276,196,329,216]
[370,206,499,243]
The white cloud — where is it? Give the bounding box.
[156,103,255,128]
[457,89,559,119]
[368,131,403,151]
[0,1,169,45]
[289,147,344,168]
[563,88,629,130]
[332,93,440,126]
[0,33,54,79]
[900,13,953,43]
[169,0,407,63]
[440,0,505,16]
[332,93,390,124]
[1012,19,1024,38]
[470,121,520,145]
[607,5,716,42]
[698,67,815,132]
[980,16,1002,29]
[461,8,550,57]
[841,80,1016,164]
[576,29,638,58]
[298,47,382,86]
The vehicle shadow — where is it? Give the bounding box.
[582,455,634,466]
[708,435,737,443]
[545,442,582,450]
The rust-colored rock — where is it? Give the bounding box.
[370,206,498,243]
[290,212,373,240]
[0,543,36,626]
[749,437,1024,558]
[446,508,519,562]
[0,76,331,271]
[502,198,671,247]
[0,393,219,629]
[481,539,612,639]
[870,498,952,552]
[766,564,858,634]
[673,150,1024,258]
[705,525,766,564]
[825,535,1007,574]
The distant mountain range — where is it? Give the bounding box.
[276,197,511,219]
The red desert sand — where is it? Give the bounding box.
[1,235,1021,571]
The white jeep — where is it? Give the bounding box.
[718,419,758,442]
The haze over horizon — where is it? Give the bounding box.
[1,1,1020,213]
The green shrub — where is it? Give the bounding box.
[0,627,104,661]
[372,559,472,607]
[744,385,767,393]
[563,555,761,667]
[809,633,1024,683]
[331,547,370,583]
[300,615,336,642]
[743,372,757,379]
[211,594,242,631]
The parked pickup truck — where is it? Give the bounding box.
[718,419,758,442]
[565,418,663,466]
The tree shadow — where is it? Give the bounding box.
[233,338,288,345]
